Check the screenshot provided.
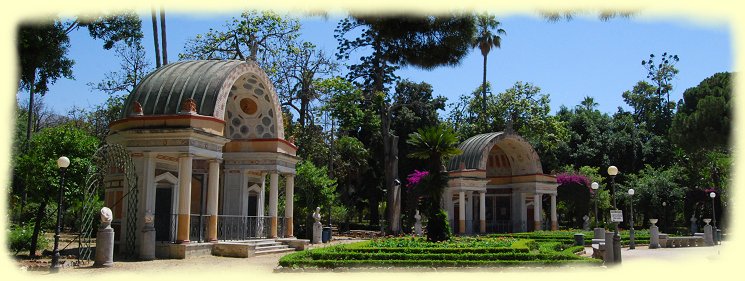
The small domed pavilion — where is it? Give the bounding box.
[445,132,559,234]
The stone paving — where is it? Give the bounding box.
[11,239,732,279]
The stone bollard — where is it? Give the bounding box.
[649,219,660,249]
[703,219,714,246]
[140,212,156,260]
[574,233,585,246]
[94,207,115,267]
[414,210,422,236]
[312,207,322,244]
[604,231,615,265]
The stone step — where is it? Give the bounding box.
[255,247,295,255]
[255,244,289,251]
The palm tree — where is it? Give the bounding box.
[472,14,506,126]
[407,125,462,241]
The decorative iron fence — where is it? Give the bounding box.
[158,215,286,243]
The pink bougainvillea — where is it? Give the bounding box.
[406,170,429,188]
[556,173,591,190]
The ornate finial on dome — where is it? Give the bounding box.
[180,98,197,114]
[131,101,144,116]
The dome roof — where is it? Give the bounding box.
[447,132,543,175]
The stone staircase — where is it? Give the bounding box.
[245,239,295,255]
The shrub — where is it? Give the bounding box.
[425,209,451,242]
[8,223,49,255]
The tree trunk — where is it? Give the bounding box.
[151,7,161,68]
[29,200,47,258]
[482,53,488,127]
[160,7,168,65]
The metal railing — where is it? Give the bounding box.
[217,215,285,241]
[156,214,285,243]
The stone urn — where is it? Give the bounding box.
[649,219,658,226]
[703,218,712,225]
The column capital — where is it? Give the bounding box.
[478,190,486,194]
[179,153,194,158]
[208,158,222,164]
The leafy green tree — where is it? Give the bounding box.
[335,14,476,94]
[407,125,462,242]
[621,165,686,231]
[472,13,505,124]
[331,136,370,230]
[670,72,732,152]
[14,124,99,257]
[642,52,679,130]
[293,161,336,239]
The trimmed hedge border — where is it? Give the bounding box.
[278,238,602,269]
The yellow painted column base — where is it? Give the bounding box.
[208,215,218,242]
[270,217,278,238]
[458,220,466,234]
[285,217,293,237]
[534,221,542,232]
[551,221,558,231]
[480,220,486,233]
[177,214,191,243]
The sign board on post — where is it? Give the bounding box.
[610,210,624,222]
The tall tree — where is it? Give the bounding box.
[180,10,300,68]
[406,125,462,242]
[275,41,337,129]
[670,72,732,152]
[642,52,679,132]
[472,13,505,125]
[151,7,161,68]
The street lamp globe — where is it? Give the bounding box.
[607,166,618,176]
[591,182,599,190]
[710,192,716,198]
[628,189,634,196]
[57,156,70,169]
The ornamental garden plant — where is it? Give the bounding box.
[278,236,601,269]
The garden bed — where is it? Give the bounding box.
[278,236,601,269]
[493,230,652,246]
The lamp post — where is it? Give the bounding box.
[51,156,70,273]
[607,165,621,263]
[710,192,717,244]
[662,201,667,233]
[591,182,599,225]
[628,188,635,250]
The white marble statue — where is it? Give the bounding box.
[100,207,113,223]
[313,207,321,222]
[414,210,422,236]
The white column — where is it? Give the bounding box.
[479,191,486,233]
[257,173,266,216]
[137,152,156,258]
[284,174,295,237]
[466,191,473,234]
[550,194,558,230]
[534,193,542,231]
[176,154,193,243]
[269,173,279,238]
[458,191,465,234]
[207,160,220,241]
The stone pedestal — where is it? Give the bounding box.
[604,231,615,265]
[312,221,322,244]
[140,223,156,260]
[593,228,605,239]
[703,219,714,246]
[582,215,590,231]
[649,219,660,249]
[94,222,115,267]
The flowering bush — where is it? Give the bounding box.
[556,173,590,189]
[406,170,429,188]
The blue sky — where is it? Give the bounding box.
[28,11,732,117]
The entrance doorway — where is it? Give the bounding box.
[155,186,173,241]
